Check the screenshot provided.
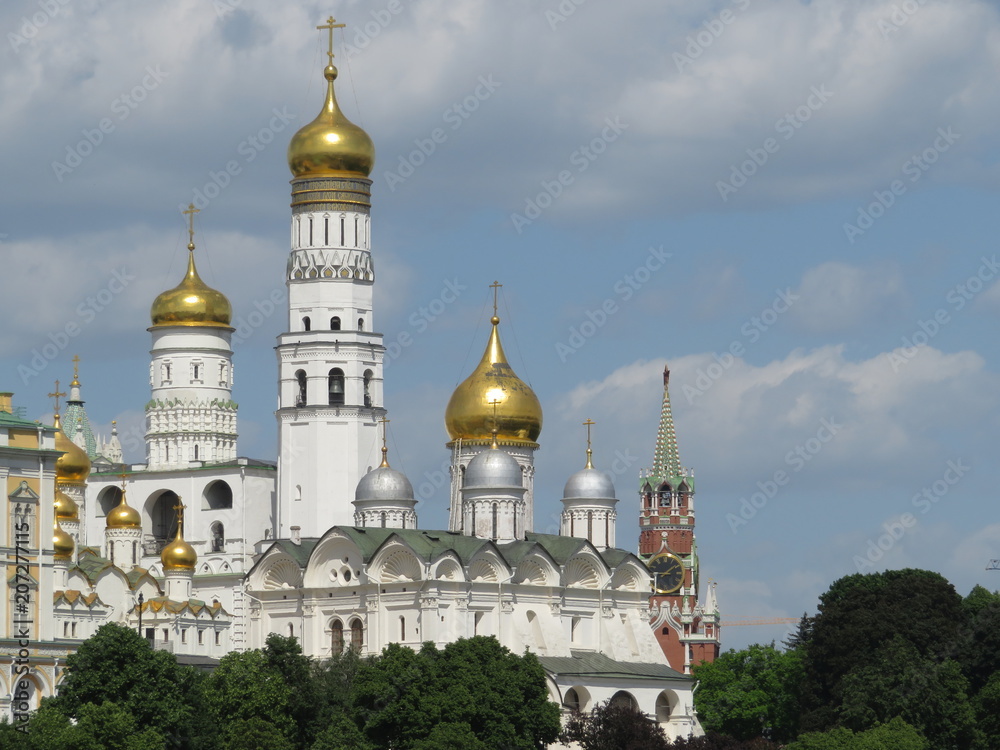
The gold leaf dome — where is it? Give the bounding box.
[287,64,375,178]
[53,413,91,485]
[53,519,75,560]
[150,247,232,328]
[55,489,80,522]
[445,316,543,445]
[106,491,141,529]
[161,525,197,573]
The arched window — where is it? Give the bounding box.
[610,691,639,711]
[358,317,364,331]
[565,688,581,711]
[527,610,545,651]
[380,512,386,528]
[328,369,345,406]
[331,620,344,654]
[399,616,406,641]
[331,316,341,331]
[295,370,307,407]
[363,370,373,407]
[587,511,593,540]
[350,619,363,651]
[132,541,137,565]
[288,623,294,638]
[491,503,498,540]
[193,445,199,461]
[303,316,311,331]
[204,480,233,510]
[211,522,225,552]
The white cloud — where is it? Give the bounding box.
[789,261,906,334]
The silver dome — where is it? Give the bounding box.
[563,467,616,500]
[355,466,415,503]
[465,447,523,488]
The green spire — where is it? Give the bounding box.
[651,365,682,481]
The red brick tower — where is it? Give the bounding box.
[638,364,720,673]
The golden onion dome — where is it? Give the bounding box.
[55,489,80,522]
[106,491,141,529]
[445,315,543,445]
[53,519,75,560]
[150,247,232,328]
[161,524,197,573]
[53,413,91,484]
[287,64,375,178]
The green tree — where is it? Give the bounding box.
[669,734,779,749]
[788,717,929,750]
[781,613,814,651]
[561,700,668,750]
[838,635,978,749]
[973,671,1000,750]
[310,713,375,750]
[218,717,296,750]
[692,643,802,742]
[206,648,296,745]
[800,569,962,731]
[953,597,1000,692]
[261,633,323,747]
[46,623,195,747]
[352,636,559,749]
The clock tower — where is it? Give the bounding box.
[638,364,720,673]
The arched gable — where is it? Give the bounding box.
[467,546,509,583]
[432,553,465,582]
[370,542,422,584]
[562,551,609,589]
[610,556,650,591]
[93,566,131,609]
[303,530,364,589]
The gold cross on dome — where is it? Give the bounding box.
[48,381,65,414]
[379,416,390,466]
[317,16,346,62]
[182,203,200,247]
[72,354,80,380]
[173,499,186,530]
[583,418,595,450]
[489,280,502,317]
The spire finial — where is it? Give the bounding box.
[71,354,81,385]
[182,203,200,251]
[173,498,186,537]
[489,280,502,324]
[48,380,66,415]
[118,470,127,495]
[317,15,346,65]
[379,416,390,468]
[583,418,595,469]
[489,399,501,448]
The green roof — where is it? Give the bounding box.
[0,410,48,429]
[537,650,688,682]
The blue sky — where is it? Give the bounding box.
[3,0,1000,651]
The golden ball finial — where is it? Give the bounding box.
[445,316,543,445]
[150,248,232,328]
[53,413,91,485]
[53,519,75,561]
[287,61,375,178]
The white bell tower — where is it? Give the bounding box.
[276,19,385,537]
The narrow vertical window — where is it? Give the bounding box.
[295,370,307,407]
[340,216,345,245]
[354,216,359,247]
[328,369,345,406]
[309,217,314,246]
[332,621,344,653]
[492,503,498,540]
[324,216,329,246]
[303,316,311,331]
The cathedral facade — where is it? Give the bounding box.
[0,20,714,741]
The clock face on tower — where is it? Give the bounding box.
[649,552,684,595]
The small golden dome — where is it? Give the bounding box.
[55,489,80,522]
[287,64,375,178]
[106,491,141,529]
[150,248,232,328]
[161,525,197,573]
[53,413,91,484]
[445,316,543,444]
[53,519,75,560]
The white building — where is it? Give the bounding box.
[3,20,705,741]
